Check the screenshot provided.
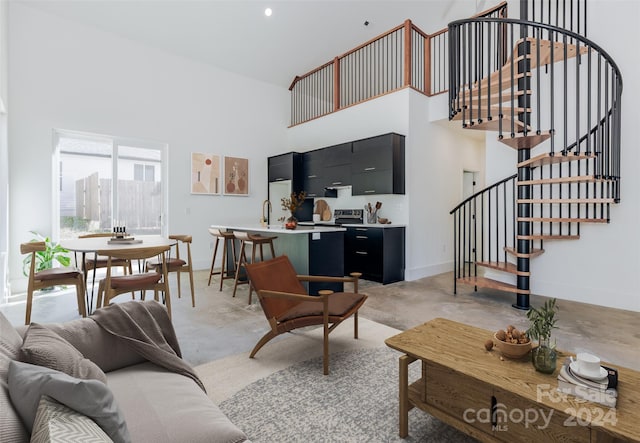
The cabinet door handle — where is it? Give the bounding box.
[308,174,317,178]
[365,190,376,193]
[356,235,368,239]
[332,181,342,185]
[308,193,317,197]
[275,178,285,181]
[364,167,376,171]
[356,251,368,255]
[355,228,368,231]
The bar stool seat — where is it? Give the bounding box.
[232,232,277,304]
[208,228,237,291]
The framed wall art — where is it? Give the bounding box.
[223,156,249,196]
[191,152,221,195]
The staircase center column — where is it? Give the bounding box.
[515,0,531,310]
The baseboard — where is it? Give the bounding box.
[404,261,452,281]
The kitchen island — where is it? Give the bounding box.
[210,224,346,294]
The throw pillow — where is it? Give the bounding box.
[30,395,114,443]
[20,323,107,384]
[7,361,131,443]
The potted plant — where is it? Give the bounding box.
[526,298,559,374]
[280,191,307,230]
[22,231,71,277]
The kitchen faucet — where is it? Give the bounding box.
[261,199,272,226]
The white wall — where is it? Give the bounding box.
[0,0,8,302]
[287,88,486,281]
[483,0,640,312]
[7,3,289,292]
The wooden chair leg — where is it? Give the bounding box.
[25,288,34,325]
[323,310,330,375]
[176,271,182,299]
[209,237,220,287]
[250,330,279,358]
[188,269,195,307]
[248,244,257,304]
[354,311,359,339]
[218,238,227,291]
[232,242,247,298]
[76,276,87,317]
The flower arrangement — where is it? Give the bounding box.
[281,191,307,214]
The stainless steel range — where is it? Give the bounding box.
[333,209,363,225]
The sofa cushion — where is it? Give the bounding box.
[107,362,247,443]
[0,312,30,443]
[21,323,107,384]
[39,318,146,373]
[7,361,131,443]
[30,395,114,443]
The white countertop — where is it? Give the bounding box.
[209,224,346,235]
[298,222,406,229]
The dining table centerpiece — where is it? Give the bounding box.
[281,191,307,230]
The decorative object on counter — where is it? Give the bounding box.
[281,191,307,230]
[365,201,381,223]
[191,152,220,195]
[314,199,332,221]
[377,217,390,224]
[527,298,559,374]
[223,156,249,196]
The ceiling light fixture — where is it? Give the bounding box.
[264,8,272,17]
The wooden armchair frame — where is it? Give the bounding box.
[21,241,86,325]
[96,245,172,318]
[244,255,367,375]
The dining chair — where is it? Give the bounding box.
[145,235,195,307]
[244,255,367,375]
[96,245,173,318]
[21,241,86,325]
[78,232,134,295]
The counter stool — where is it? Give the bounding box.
[208,228,237,291]
[232,231,277,304]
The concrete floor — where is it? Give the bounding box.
[2,270,639,370]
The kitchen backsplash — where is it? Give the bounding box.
[316,186,408,225]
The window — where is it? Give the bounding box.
[54,130,167,239]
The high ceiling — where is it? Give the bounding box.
[20,0,488,89]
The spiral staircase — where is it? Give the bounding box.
[448,1,622,309]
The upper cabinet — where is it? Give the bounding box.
[268,152,303,191]
[323,142,352,188]
[351,133,405,195]
[302,149,325,198]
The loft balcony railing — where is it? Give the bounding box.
[289,2,507,126]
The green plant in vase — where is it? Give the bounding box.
[526,298,559,374]
[22,231,71,277]
[281,191,306,230]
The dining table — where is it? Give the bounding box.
[60,235,176,315]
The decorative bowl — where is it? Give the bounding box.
[493,333,532,359]
[377,217,389,224]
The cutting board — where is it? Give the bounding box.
[314,199,332,221]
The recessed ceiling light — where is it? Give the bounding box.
[265,8,272,17]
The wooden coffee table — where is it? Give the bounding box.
[385,318,640,442]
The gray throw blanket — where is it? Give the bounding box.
[91,301,206,392]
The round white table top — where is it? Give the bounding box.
[60,235,175,252]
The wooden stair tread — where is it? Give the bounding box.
[451,107,531,121]
[518,152,596,168]
[504,247,544,258]
[457,89,530,105]
[527,38,590,69]
[477,261,529,276]
[464,117,530,132]
[517,234,580,240]
[517,198,615,204]
[457,276,528,294]
[461,72,530,94]
[517,217,608,223]
[517,175,612,185]
[499,132,551,150]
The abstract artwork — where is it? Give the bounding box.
[191,153,221,195]
[223,156,249,196]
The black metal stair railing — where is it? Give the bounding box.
[447,14,622,303]
[449,174,517,294]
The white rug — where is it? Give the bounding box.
[195,318,477,443]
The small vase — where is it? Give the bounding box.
[532,338,557,374]
[285,215,298,230]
